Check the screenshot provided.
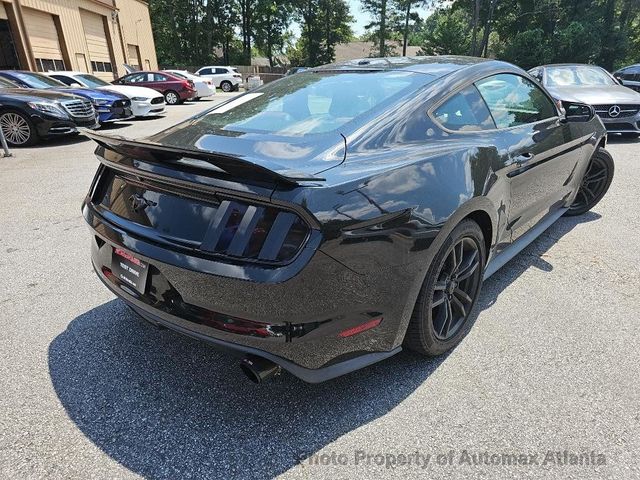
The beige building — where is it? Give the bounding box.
[0,0,157,80]
[334,41,421,62]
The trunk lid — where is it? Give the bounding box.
[84,130,322,268]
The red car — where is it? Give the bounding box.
[112,71,196,105]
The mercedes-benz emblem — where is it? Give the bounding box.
[608,105,621,117]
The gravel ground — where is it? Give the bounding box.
[0,100,639,479]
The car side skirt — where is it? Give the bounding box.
[484,207,568,280]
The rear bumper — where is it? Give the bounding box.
[103,276,400,383]
[179,88,197,100]
[84,200,416,381]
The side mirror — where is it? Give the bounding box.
[560,101,595,123]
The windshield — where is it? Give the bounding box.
[11,72,66,88]
[0,77,17,88]
[77,74,109,88]
[188,70,429,136]
[546,66,616,87]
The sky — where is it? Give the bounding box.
[290,1,433,38]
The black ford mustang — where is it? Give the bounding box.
[82,57,613,383]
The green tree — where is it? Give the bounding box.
[292,0,354,66]
[361,0,404,56]
[418,7,472,55]
[253,1,294,66]
[397,0,430,55]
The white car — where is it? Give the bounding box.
[46,71,166,117]
[194,66,242,92]
[163,70,216,100]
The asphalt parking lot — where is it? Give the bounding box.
[1,97,639,479]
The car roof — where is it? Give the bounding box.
[538,63,606,69]
[46,71,86,76]
[616,64,640,71]
[313,55,498,78]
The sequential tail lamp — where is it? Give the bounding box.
[338,317,383,338]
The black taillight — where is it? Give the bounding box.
[200,199,310,264]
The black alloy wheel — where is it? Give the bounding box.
[431,237,482,340]
[405,220,485,356]
[565,148,614,216]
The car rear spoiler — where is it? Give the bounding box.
[81,130,326,186]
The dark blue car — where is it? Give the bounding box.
[0,71,132,124]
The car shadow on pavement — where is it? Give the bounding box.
[99,122,133,130]
[48,211,600,479]
[28,133,91,148]
[48,300,447,479]
[477,211,602,312]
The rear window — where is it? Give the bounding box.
[77,74,110,88]
[188,71,430,136]
[10,72,65,88]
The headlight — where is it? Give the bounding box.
[27,102,68,119]
[131,97,148,101]
[92,99,110,106]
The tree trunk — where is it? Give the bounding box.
[470,0,480,56]
[480,0,498,57]
[600,0,616,70]
[403,1,412,56]
[379,0,387,56]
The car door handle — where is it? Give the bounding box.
[513,152,534,165]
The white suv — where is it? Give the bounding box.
[195,66,242,92]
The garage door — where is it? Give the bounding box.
[79,10,113,80]
[22,8,64,71]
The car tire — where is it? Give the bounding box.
[220,81,232,92]
[564,147,614,217]
[0,110,39,147]
[404,219,485,356]
[164,90,180,105]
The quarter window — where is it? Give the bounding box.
[433,85,495,131]
[475,74,556,128]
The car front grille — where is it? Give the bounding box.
[113,99,131,108]
[603,122,637,131]
[594,104,640,119]
[62,99,95,118]
[151,97,164,105]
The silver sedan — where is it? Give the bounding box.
[529,63,640,137]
